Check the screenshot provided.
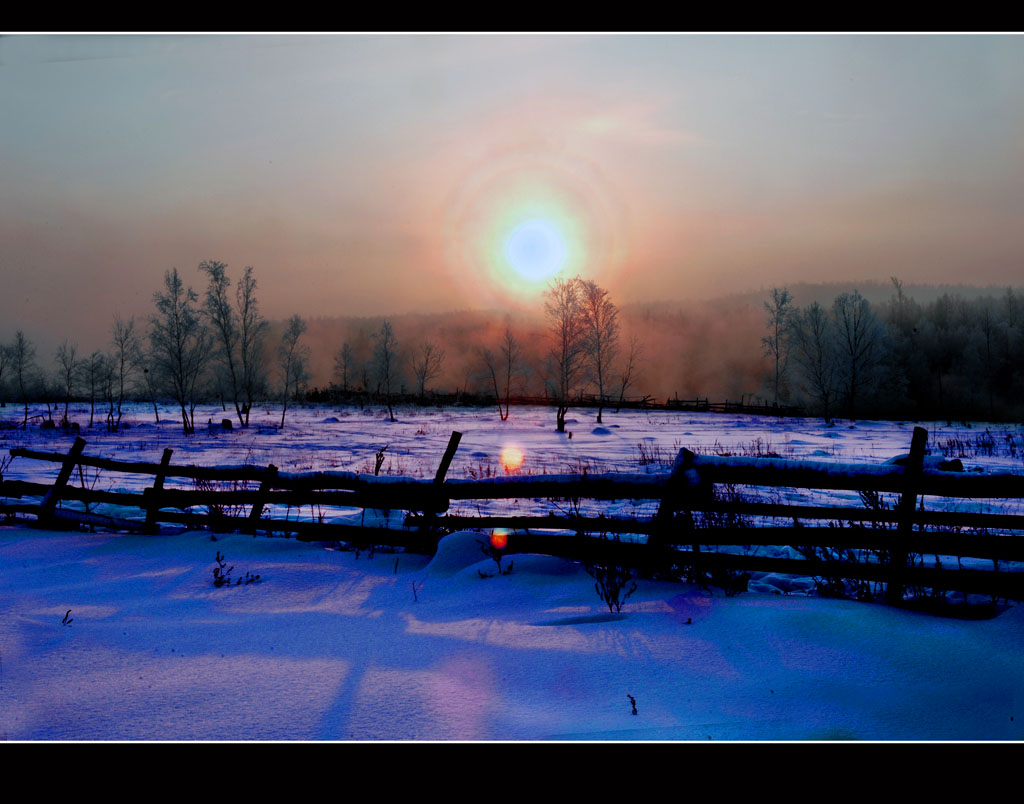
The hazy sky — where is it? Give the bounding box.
[3,33,1024,350]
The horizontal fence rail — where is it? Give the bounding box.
[2,427,1024,606]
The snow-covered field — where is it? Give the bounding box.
[2,403,1023,741]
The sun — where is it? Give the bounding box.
[441,152,627,307]
[504,219,568,282]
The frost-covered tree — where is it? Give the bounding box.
[544,275,587,433]
[278,314,310,429]
[581,279,619,424]
[149,268,212,434]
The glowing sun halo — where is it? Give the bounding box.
[504,219,567,282]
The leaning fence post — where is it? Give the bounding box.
[144,448,174,534]
[249,464,278,524]
[38,437,86,525]
[433,431,462,485]
[419,431,462,540]
[886,426,928,605]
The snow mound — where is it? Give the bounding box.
[592,427,611,435]
[321,417,340,423]
[426,531,488,576]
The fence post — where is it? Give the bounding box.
[419,431,462,540]
[649,448,712,577]
[249,464,278,524]
[38,436,86,525]
[144,448,174,534]
[886,426,928,605]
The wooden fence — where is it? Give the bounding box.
[2,427,1023,605]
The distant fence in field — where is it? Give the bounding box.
[2,427,1023,606]
[304,386,805,417]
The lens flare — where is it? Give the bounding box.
[490,529,509,550]
[499,445,524,473]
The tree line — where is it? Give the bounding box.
[762,278,1024,422]
[0,262,312,435]
[5,265,1021,434]
[0,266,641,434]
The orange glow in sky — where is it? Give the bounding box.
[499,445,525,473]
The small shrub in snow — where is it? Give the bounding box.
[586,562,637,613]
[213,551,261,588]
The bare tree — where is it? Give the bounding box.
[200,260,244,426]
[832,290,885,419]
[480,325,523,421]
[149,268,212,434]
[237,266,267,426]
[412,341,445,401]
[761,287,794,406]
[198,261,267,427]
[11,331,37,428]
[615,334,644,412]
[109,315,141,432]
[279,314,310,428]
[0,342,10,407]
[372,320,400,422]
[54,339,79,427]
[790,301,839,423]
[333,341,355,392]
[580,279,620,424]
[83,350,106,428]
[544,275,587,432]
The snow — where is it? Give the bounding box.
[1,402,1023,741]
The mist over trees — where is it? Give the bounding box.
[2,268,1023,429]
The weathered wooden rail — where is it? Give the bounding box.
[2,427,1023,605]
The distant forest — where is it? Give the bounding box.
[2,271,1023,431]
[299,278,1024,423]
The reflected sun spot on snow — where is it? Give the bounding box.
[499,445,524,473]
